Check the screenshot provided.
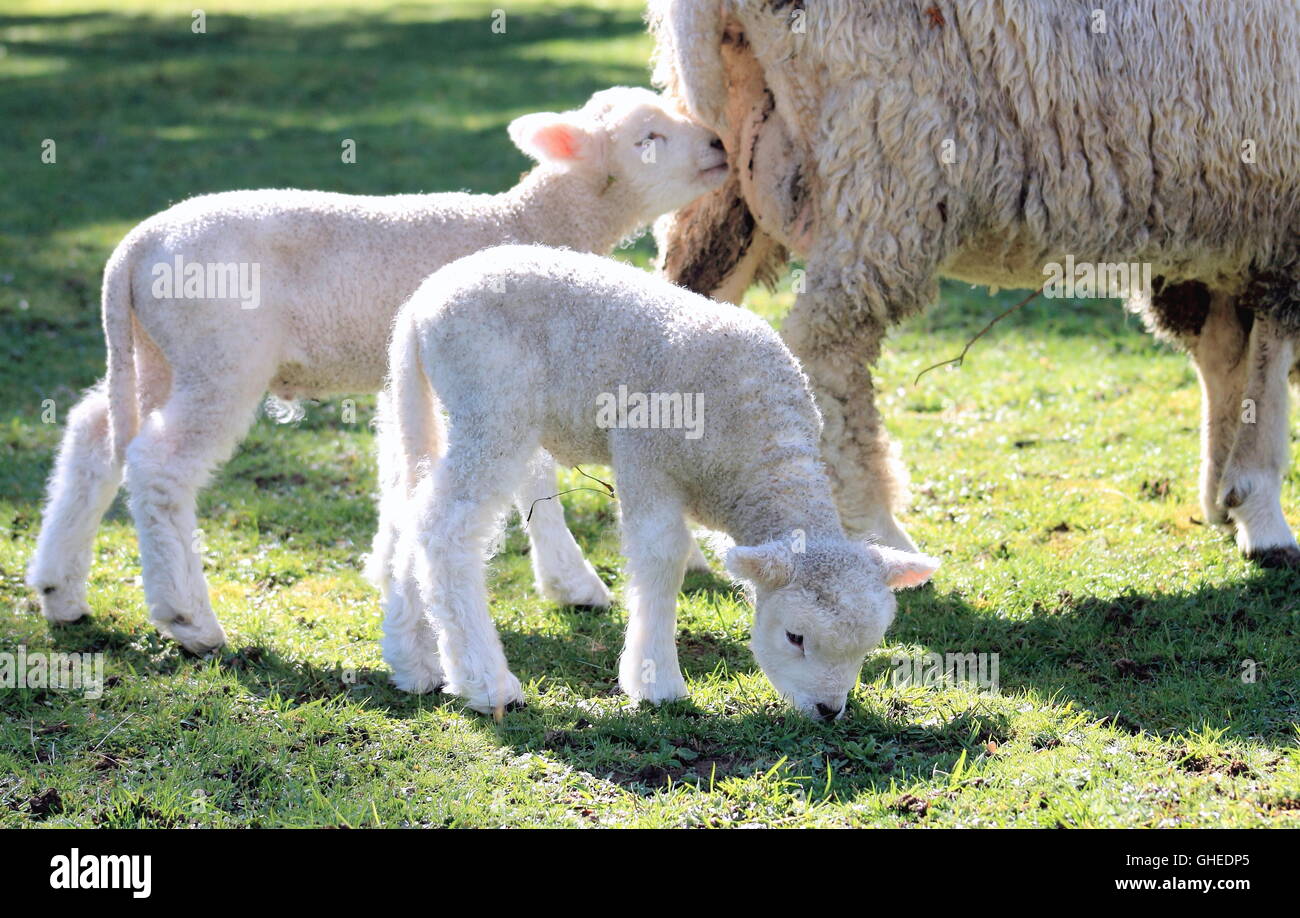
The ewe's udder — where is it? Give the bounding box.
[737,96,814,256]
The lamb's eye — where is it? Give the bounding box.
[786,631,804,648]
[640,132,666,146]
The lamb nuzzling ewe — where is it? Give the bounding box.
[26,86,729,653]
[649,0,1300,566]
[378,245,939,717]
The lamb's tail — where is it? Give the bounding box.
[365,314,442,588]
[389,313,442,490]
[102,246,138,463]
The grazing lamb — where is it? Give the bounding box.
[649,0,1300,565]
[27,86,729,652]
[379,245,939,717]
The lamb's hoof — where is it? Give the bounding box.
[619,666,689,706]
[153,615,228,656]
[392,675,446,695]
[544,568,613,609]
[388,665,446,695]
[1245,545,1300,569]
[449,667,525,716]
[36,586,92,624]
[177,639,227,657]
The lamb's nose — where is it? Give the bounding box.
[815,703,841,722]
[709,136,725,151]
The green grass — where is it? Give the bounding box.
[3,0,1299,828]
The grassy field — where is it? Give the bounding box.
[2,0,1298,828]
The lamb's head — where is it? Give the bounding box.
[507,86,728,222]
[727,539,939,720]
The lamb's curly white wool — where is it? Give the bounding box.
[649,0,1300,565]
[381,245,938,717]
[27,86,728,651]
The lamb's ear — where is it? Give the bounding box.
[868,545,940,591]
[508,112,594,164]
[725,542,795,590]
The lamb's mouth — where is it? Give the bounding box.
[699,161,730,179]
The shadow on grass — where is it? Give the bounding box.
[474,567,1299,798]
[34,560,1299,801]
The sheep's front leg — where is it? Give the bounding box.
[615,473,692,704]
[1218,312,1300,566]
[515,450,613,608]
[781,290,917,551]
[1187,293,1250,525]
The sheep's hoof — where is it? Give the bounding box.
[1202,504,1232,528]
[1244,545,1300,569]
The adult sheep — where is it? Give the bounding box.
[649,0,1300,564]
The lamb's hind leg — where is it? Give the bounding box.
[370,388,444,693]
[1218,311,1300,566]
[125,374,265,652]
[27,383,124,622]
[405,419,529,714]
[514,450,613,607]
[381,473,445,695]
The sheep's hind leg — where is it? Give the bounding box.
[27,383,124,623]
[125,374,265,652]
[514,450,613,608]
[1218,312,1300,566]
[407,419,529,715]
[614,459,692,705]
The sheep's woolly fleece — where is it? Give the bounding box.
[649,0,1300,327]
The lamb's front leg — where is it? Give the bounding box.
[617,500,693,705]
[1218,312,1300,566]
[781,289,917,551]
[515,450,612,608]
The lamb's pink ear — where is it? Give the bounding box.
[869,545,940,591]
[725,542,795,590]
[508,112,593,164]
